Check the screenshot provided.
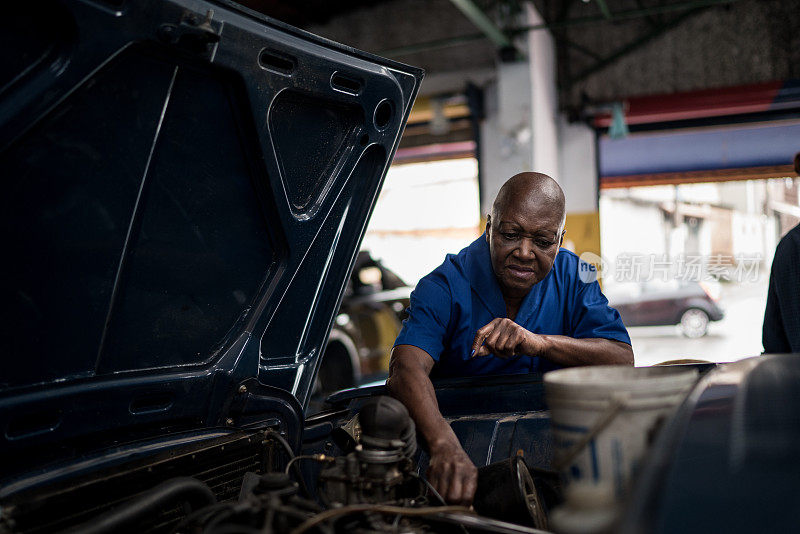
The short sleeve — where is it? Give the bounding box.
[393,273,452,362]
[570,280,631,345]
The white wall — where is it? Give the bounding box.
[732,212,774,259]
[600,196,668,263]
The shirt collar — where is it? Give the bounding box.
[463,233,550,322]
[464,234,508,318]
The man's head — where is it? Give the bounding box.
[486,172,566,299]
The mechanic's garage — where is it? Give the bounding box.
[1,1,799,534]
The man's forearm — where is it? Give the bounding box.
[386,358,458,449]
[539,336,633,367]
[387,346,478,504]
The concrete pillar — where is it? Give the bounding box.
[478,3,601,257]
[479,3,559,217]
[559,117,602,257]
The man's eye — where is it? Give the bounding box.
[535,239,555,248]
[501,233,518,240]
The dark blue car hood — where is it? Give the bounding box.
[0,0,422,479]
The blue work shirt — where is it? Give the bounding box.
[394,235,631,378]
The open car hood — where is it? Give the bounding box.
[0,0,422,478]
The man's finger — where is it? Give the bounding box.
[484,325,506,355]
[461,470,478,506]
[471,320,498,356]
[475,345,491,358]
[426,464,441,491]
[474,320,496,339]
[475,319,509,357]
[433,461,453,501]
[506,325,526,356]
[447,472,463,504]
[493,323,514,355]
[500,322,527,357]
[470,332,486,357]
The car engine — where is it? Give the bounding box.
[3,397,554,534]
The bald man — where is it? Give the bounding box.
[387,172,633,505]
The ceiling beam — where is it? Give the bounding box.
[379,0,739,58]
[556,35,603,61]
[513,0,739,33]
[595,0,613,20]
[448,0,513,49]
[379,32,486,58]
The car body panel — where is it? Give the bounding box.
[619,354,800,533]
[1,0,421,487]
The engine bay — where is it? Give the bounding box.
[0,396,558,534]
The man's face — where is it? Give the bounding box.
[486,196,564,299]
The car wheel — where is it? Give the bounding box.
[680,308,709,338]
[315,330,360,397]
[317,344,355,394]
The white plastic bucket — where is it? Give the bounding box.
[544,365,698,503]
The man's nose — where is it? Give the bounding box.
[514,238,536,259]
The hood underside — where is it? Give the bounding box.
[0,0,422,477]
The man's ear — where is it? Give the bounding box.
[559,229,566,248]
[485,214,492,241]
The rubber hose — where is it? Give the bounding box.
[62,476,217,534]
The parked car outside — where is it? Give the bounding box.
[606,279,724,338]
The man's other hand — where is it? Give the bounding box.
[471,318,546,358]
[427,438,478,506]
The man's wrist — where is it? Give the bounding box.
[526,332,552,358]
[426,426,461,454]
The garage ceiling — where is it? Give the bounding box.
[233,0,800,149]
[236,0,798,105]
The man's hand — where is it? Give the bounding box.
[471,318,547,358]
[387,345,479,505]
[427,438,478,506]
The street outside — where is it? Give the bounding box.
[631,277,768,367]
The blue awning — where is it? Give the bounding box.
[600,119,800,178]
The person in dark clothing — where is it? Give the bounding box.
[762,152,800,353]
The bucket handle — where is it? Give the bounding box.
[552,393,628,472]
